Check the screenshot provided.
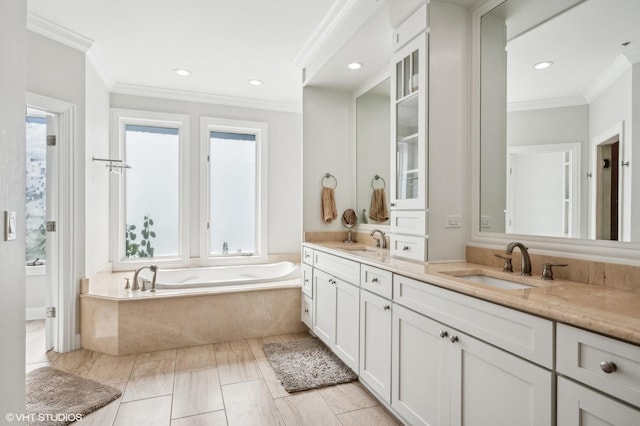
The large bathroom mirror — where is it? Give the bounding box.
[479,0,640,243]
[356,77,391,226]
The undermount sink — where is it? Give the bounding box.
[338,246,385,258]
[443,271,536,290]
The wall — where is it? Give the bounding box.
[428,1,469,262]
[0,0,27,414]
[110,94,302,255]
[479,12,507,234]
[589,68,633,240]
[85,60,111,275]
[508,105,590,238]
[302,87,354,233]
[633,63,640,242]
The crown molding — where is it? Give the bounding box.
[507,95,586,112]
[292,0,362,68]
[27,13,94,52]
[583,54,631,103]
[112,83,301,114]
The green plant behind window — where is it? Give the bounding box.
[125,215,157,258]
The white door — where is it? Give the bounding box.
[312,269,335,346]
[450,329,553,426]
[359,290,392,402]
[45,114,59,351]
[333,279,359,371]
[392,304,447,426]
[507,143,580,238]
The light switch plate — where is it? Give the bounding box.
[5,210,16,241]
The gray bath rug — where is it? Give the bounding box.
[26,367,122,426]
[263,337,357,393]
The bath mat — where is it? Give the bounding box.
[263,337,357,393]
[26,367,122,426]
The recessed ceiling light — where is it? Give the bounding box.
[348,62,362,70]
[533,61,553,70]
[174,68,191,76]
[248,79,263,86]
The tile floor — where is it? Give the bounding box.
[25,320,401,425]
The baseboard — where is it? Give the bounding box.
[26,307,45,321]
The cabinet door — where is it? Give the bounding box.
[313,269,335,347]
[557,376,640,426]
[334,278,360,372]
[392,304,447,426]
[390,32,428,211]
[359,290,392,403]
[448,329,553,426]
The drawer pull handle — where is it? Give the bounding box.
[450,335,459,343]
[600,361,617,374]
[371,277,379,283]
[439,330,448,339]
[403,246,410,251]
[304,308,309,313]
[383,304,390,311]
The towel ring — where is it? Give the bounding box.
[321,173,338,189]
[371,175,386,190]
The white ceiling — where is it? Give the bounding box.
[26,0,488,111]
[502,0,640,106]
[27,0,336,110]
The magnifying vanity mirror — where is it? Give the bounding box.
[342,208,358,243]
[479,0,640,243]
[356,77,391,226]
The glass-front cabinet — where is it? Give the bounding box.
[389,4,428,262]
[391,34,427,210]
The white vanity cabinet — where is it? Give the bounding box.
[311,252,360,372]
[359,264,393,403]
[389,5,429,262]
[392,274,553,426]
[556,323,640,424]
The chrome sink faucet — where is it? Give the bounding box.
[132,265,158,292]
[504,242,532,276]
[370,229,387,248]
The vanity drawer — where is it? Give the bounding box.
[392,3,428,52]
[393,274,554,368]
[302,246,314,266]
[301,263,313,298]
[361,264,392,299]
[390,210,427,236]
[313,250,360,285]
[390,234,427,262]
[557,323,640,407]
[301,294,312,329]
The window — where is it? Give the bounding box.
[111,110,189,268]
[25,115,47,265]
[200,118,267,262]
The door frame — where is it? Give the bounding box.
[27,92,76,353]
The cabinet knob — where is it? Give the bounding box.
[439,330,448,338]
[600,361,617,374]
[383,304,391,311]
[371,277,379,283]
[390,202,396,207]
[305,253,310,258]
[329,279,336,285]
[450,335,459,343]
[403,246,410,251]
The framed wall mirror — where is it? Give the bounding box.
[356,76,391,227]
[477,0,640,247]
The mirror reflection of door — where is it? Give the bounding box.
[596,138,620,240]
[506,143,580,238]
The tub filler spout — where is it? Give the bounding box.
[132,264,158,292]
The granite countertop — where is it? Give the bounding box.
[304,241,640,346]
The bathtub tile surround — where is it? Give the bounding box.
[31,329,398,425]
[466,245,640,293]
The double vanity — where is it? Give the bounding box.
[300,241,640,426]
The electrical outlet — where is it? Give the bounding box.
[445,215,461,228]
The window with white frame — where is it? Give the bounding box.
[200,117,267,262]
[111,109,189,268]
